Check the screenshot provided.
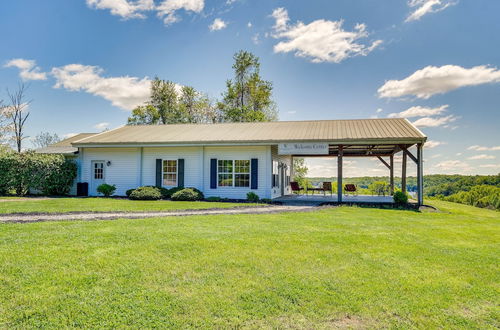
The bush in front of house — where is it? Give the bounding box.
[393,190,409,205]
[129,186,162,200]
[206,196,222,202]
[246,192,259,203]
[0,151,77,196]
[126,188,135,197]
[97,183,116,197]
[171,188,204,201]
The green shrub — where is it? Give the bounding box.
[246,192,259,202]
[171,188,203,201]
[0,152,77,196]
[393,190,409,205]
[206,196,222,202]
[129,186,162,200]
[97,183,116,197]
[164,187,184,199]
[260,198,272,204]
[126,188,135,197]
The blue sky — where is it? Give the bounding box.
[0,0,499,176]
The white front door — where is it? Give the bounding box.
[91,161,105,195]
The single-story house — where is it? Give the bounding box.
[40,119,427,204]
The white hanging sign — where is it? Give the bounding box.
[278,143,329,155]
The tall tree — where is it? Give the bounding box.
[293,158,309,188]
[6,83,31,152]
[127,78,218,125]
[219,50,278,122]
[32,132,61,149]
[127,105,160,125]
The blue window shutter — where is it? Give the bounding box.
[210,158,217,189]
[155,159,162,187]
[178,159,185,188]
[251,158,258,190]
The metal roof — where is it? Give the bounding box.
[36,133,97,154]
[72,119,426,147]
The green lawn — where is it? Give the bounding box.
[0,201,498,328]
[0,197,255,214]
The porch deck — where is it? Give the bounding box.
[274,194,394,206]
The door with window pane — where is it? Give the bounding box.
[91,161,105,195]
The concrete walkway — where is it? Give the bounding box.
[0,205,316,223]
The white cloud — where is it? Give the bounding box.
[209,18,227,31]
[479,164,500,169]
[271,8,382,63]
[467,145,500,151]
[94,122,110,130]
[425,140,445,149]
[247,22,252,28]
[86,0,154,19]
[406,0,457,23]
[378,65,500,99]
[156,0,204,25]
[51,64,151,110]
[412,115,457,128]
[467,154,496,160]
[388,105,448,118]
[86,0,204,25]
[434,160,471,171]
[4,58,47,81]
[376,108,383,113]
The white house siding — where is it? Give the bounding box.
[142,146,203,190]
[203,146,272,199]
[81,147,140,196]
[270,145,292,198]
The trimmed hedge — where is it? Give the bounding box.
[0,151,77,196]
[171,188,204,201]
[129,186,162,200]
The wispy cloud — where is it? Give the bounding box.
[467,154,496,160]
[4,58,47,81]
[412,115,458,128]
[388,105,448,118]
[425,140,445,149]
[378,65,500,99]
[270,7,382,63]
[467,145,500,151]
[406,0,457,23]
[94,122,110,130]
[86,0,204,26]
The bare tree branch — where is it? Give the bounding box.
[6,83,32,152]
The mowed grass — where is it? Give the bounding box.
[0,201,498,328]
[0,197,255,214]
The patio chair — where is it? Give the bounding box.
[344,184,358,196]
[290,182,304,195]
[322,182,332,196]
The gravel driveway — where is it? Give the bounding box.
[0,205,316,223]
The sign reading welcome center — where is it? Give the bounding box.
[278,143,329,155]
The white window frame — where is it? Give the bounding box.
[162,159,178,187]
[93,161,105,180]
[217,159,251,188]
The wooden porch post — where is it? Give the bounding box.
[337,145,343,203]
[390,154,394,195]
[402,150,407,194]
[417,143,424,206]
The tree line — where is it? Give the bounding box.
[127,50,277,125]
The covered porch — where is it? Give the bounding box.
[280,140,425,205]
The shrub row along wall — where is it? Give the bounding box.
[0,151,77,196]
